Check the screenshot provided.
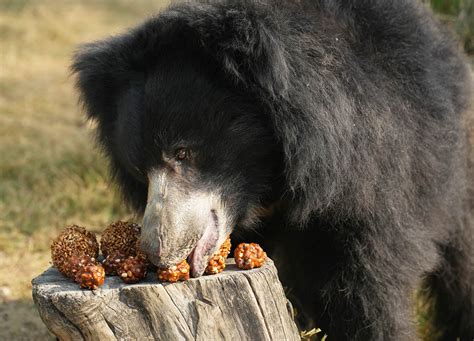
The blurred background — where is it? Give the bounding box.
[0,0,472,339]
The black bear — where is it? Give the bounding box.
[72,0,473,339]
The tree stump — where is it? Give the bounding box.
[32,258,300,340]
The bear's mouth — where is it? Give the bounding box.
[187,209,220,277]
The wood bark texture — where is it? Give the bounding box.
[32,258,300,341]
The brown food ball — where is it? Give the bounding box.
[117,255,148,284]
[234,243,267,270]
[205,254,226,275]
[219,235,232,258]
[157,260,190,282]
[100,221,141,257]
[102,251,128,275]
[74,263,105,290]
[51,225,99,276]
[65,254,98,279]
[204,236,231,275]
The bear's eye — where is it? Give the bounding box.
[175,148,190,161]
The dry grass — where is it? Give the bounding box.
[0,0,169,338]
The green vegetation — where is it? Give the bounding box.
[425,0,474,54]
[456,0,474,54]
[427,0,463,15]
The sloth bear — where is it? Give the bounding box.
[72,0,473,339]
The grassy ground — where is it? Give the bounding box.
[0,1,169,339]
[0,0,471,340]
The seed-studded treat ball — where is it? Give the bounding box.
[234,243,267,270]
[219,236,232,258]
[117,255,148,284]
[102,251,128,275]
[51,225,99,276]
[204,236,232,275]
[64,254,99,279]
[74,262,105,290]
[205,254,226,275]
[100,221,141,257]
[157,260,190,282]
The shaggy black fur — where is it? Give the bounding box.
[72,0,473,339]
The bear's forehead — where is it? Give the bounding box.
[143,57,227,120]
[141,61,259,147]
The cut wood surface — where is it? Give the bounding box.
[32,258,300,341]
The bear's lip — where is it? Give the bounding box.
[187,223,219,277]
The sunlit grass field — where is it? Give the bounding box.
[0,0,471,339]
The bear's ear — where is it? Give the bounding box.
[209,18,290,99]
[179,2,291,99]
[71,33,146,127]
[72,34,149,212]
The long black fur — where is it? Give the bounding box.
[72,1,473,339]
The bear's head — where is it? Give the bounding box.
[72,4,292,276]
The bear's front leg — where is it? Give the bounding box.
[268,221,438,340]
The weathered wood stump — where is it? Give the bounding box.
[32,258,299,340]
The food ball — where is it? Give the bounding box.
[204,236,231,275]
[102,251,128,275]
[234,243,267,270]
[74,262,105,290]
[100,221,141,257]
[205,254,226,275]
[64,254,99,279]
[117,255,148,284]
[219,235,232,258]
[157,260,190,282]
[51,225,99,276]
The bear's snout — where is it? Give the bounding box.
[140,170,232,275]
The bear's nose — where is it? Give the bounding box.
[139,225,163,262]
